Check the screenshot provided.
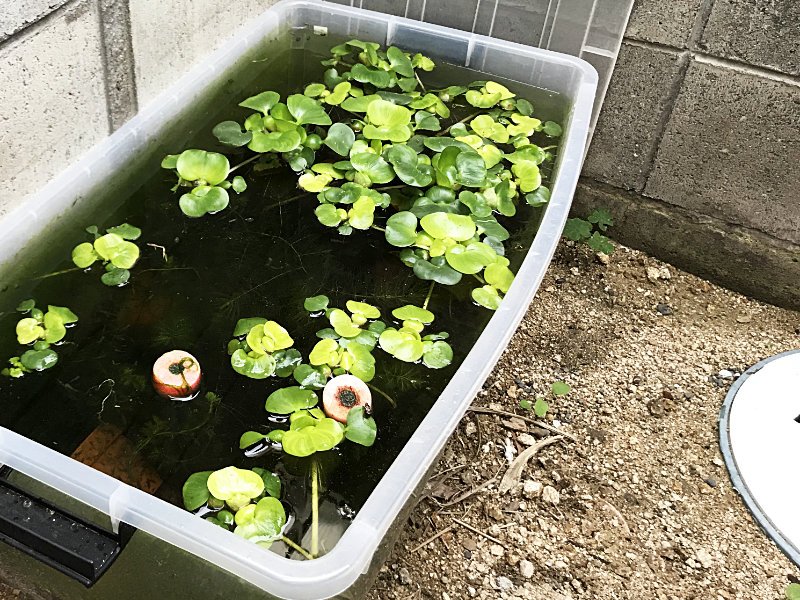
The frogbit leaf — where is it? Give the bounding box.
[471,285,502,310]
[287,94,332,126]
[264,387,319,414]
[344,406,377,446]
[230,350,276,380]
[176,150,230,186]
[212,121,253,146]
[385,211,418,247]
[239,91,280,114]
[182,471,213,510]
[93,233,140,269]
[422,340,452,369]
[324,122,356,156]
[179,186,230,217]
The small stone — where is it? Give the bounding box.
[646,266,660,283]
[464,421,477,436]
[712,457,724,467]
[695,548,713,569]
[486,504,504,521]
[587,427,606,442]
[531,427,551,438]
[542,485,560,504]
[518,433,537,446]
[523,480,543,499]
[656,303,673,316]
[736,314,752,323]
[496,576,514,592]
[399,567,412,585]
[519,559,535,579]
[596,251,609,265]
[490,544,504,556]
[705,477,717,488]
[462,538,478,552]
[648,398,665,417]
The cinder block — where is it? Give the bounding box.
[625,0,703,48]
[645,60,800,245]
[422,0,479,33]
[128,0,280,107]
[487,0,548,47]
[573,181,800,310]
[583,43,685,192]
[700,0,800,77]
[360,0,408,17]
[0,0,108,215]
[0,0,71,42]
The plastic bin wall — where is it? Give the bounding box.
[0,1,597,599]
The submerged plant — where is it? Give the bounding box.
[2,300,78,377]
[163,39,563,312]
[72,223,142,286]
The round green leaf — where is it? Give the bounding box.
[101,267,130,286]
[264,386,318,414]
[304,83,326,97]
[207,467,264,504]
[239,431,270,449]
[458,191,491,218]
[324,81,352,105]
[315,203,343,227]
[384,144,433,187]
[484,263,514,293]
[182,471,213,510]
[16,318,44,345]
[105,223,141,240]
[239,91,280,114]
[212,121,253,147]
[324,122,356,156]
[16,299,35,313]
[344,406,377,446]
[422,340,453,369]
[350,63,393,88]
[231,176,247,193]
[473,215,509,241]
[341,94,381,113]
[412,256,463,285]
[347,196,375,230]
[420,212,476,241]
[346,300,380,319]
[304,295,329,312]
[385,211,418,247]
[344,342,375,382]
[551,381,570,395]
[176,150,229,185]
[543,121,562,137]
[293,364,328,390]
[287,94,332,126]
[309,339,339,366]
[233,317,267,337]
[19,348,58,371]
[511,161,542,193]
[72,242,99,268]
[445,242,497,274]
[273,349,302,377]
[179,186,230,217]
[230,349,276,379]
[300,173,333,193]
[471,285,502,310]
[280,416,345,457]
[455,150,487,187]
[350,152,395,184]
[330,308,362,338]
[249,129,302,153]
[93,233,140,269]
[251,468,281,499]
[391,305,434,324]
[379,328,424,362]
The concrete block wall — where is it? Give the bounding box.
[577,0,800,309]
[1,0,798,308]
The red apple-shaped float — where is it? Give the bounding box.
[152,350,201,400]
[322,374,371,423]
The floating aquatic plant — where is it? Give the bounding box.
[163,39,563,312]
[2,300,78,377]
[72,223,142,286]
[227,318,299,380]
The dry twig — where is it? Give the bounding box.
[468,406,578,443]
[498,436,564,493]
[453,518,506,547]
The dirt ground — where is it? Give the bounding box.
[0,242,798,600]
[364,241,800,600]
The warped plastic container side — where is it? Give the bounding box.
[0,1,597,599]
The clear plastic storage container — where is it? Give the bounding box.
[0,1,597,598]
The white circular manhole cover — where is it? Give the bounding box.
[720,349,800,566]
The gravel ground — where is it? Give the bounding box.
[365,241,800,600]
[0,242,798,599]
